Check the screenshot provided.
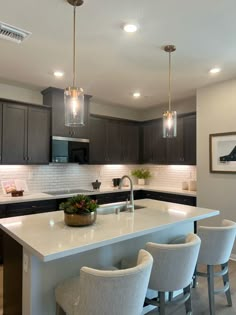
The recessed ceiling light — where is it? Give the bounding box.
[133,92,141,98]
[209,67,221,74]
[123,24,138,33]
[54,71,64,78]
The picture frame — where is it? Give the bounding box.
[209,132,236,173]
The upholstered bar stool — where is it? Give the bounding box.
[193,219,236,315]
[55,249,153,315]
[145,233,201,315]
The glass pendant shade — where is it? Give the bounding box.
[64,87,84,127]
[163,110,177,138]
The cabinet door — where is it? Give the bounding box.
[106,120,122,163]
[89,117,106,163]
[27,106,51,164]
[142,122,157,163]
[2,103,28,164]
[153,119,167,164]
[121,123,139,163]
[183,114,196,165]
[167,117,184,164]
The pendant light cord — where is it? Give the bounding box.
[168,51,172,112]
[73,6,76,87]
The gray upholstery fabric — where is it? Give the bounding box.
[146,233,201,292]
[55,249,153,315]
[197,219,236,265]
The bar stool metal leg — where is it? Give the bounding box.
[184,284,192,314]
[207,265,215,315]
[221,262,232,306]
[159,291,165,315]
[192,266,197,288]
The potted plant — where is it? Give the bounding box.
[131,168,151,185]
[59,195,99,227]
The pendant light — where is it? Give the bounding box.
[163,45,177,138]
[64,0,84,127]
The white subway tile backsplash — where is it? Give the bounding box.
[0,164,196,195]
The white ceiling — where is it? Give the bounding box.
[0,0,236,109]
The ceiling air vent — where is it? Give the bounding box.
[0,22,31,44]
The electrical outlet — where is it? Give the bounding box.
[23,253,29,273]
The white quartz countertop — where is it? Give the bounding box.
[0,199,218,262]
[0,185,196,205]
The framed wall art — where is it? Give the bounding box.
[210,132,236,173]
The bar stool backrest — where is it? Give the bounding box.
[76,249,153,315]
[146,233,201,292]
[198,219,236,265]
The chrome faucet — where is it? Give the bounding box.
[119,175,134,212]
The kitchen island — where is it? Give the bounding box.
[0,199,218,315]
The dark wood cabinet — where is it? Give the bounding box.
[2,103,50,164]
[141,114,196,165]
[106,120,122,163]
[90,116,140,164]
[141,190,196,206]
[183,114,196,165]
[6,200,57,217]
[121,122,139,163]
[142,119,167,164]
[2,103,28,164]
[166,116,184,164]
[42,87,90,139]
[27,106,50,164]
[89,116,106,163]
[142,121,157,163]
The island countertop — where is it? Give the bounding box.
[0,199,218,262]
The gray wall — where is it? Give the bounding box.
[139,96,196,121]
[197,79,236,256]
[90,100,141,121]
[0,82,195,121]
[0,82,42,104]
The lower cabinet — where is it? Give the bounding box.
[141,190,196,206]
[90,191,142,205]
[6,200,58,217]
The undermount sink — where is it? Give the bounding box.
[97,202,145,215]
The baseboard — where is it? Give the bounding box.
[230,254,236,261]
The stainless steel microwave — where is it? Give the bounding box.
[51,136,89,164]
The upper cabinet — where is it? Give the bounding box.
[183,114,196,165]
[42,87,91,139]
[89,116,140,164]
[141,113,196,165]
[1,102,50,164]
[141,119,166,164]
[27,106,51,164]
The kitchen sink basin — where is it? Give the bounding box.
[97,202,145,215]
